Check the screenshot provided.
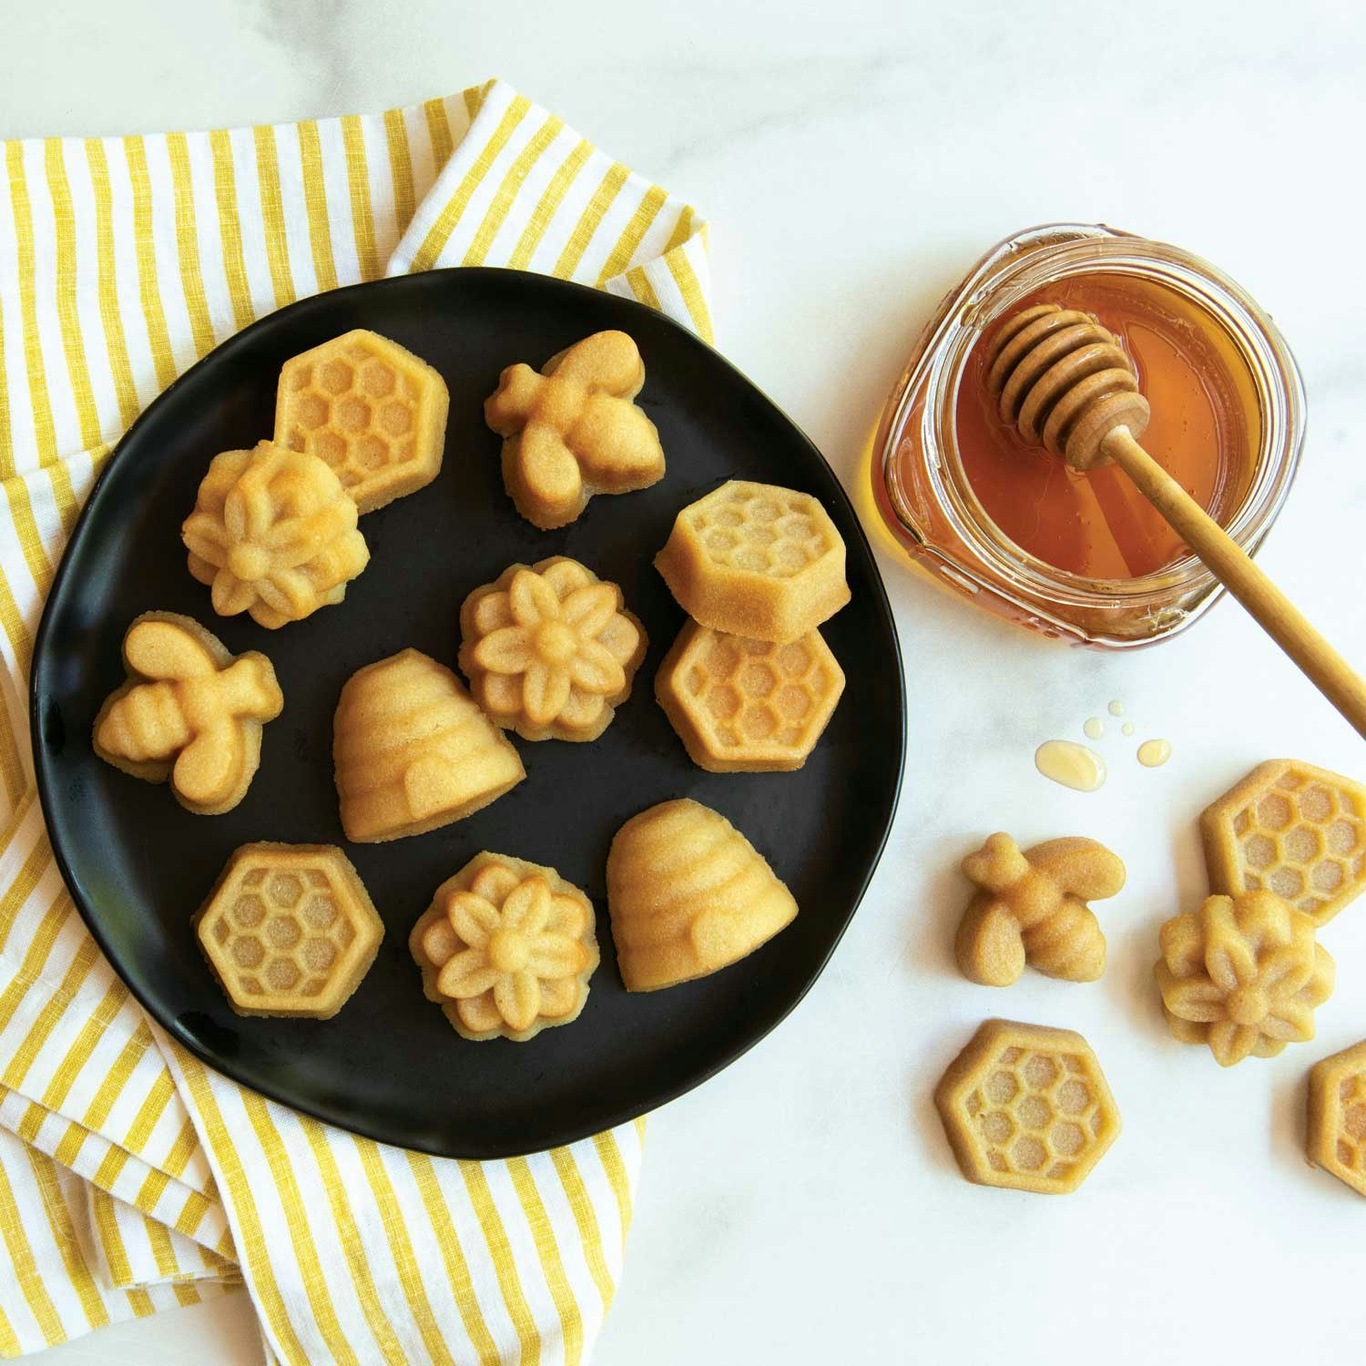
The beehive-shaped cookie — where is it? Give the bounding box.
[655,621,845,772]
[182,441,370,629]
[459,557,646,742]
[654,481,851,643]
[1155,891,1335,1067]
[1307,1039,1366,1198]
[195,843,383,1018]
[484,330,665,529]
[1201,759,1366,927]
[955,833,1126,987]
[93,612,283,815]
[410,851,599,1042]
[935,1019,1121,1194]
[606,799,798,991]
[275,330,448,514]
[334,649,525,843]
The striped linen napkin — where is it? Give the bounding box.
[0,77,711,1362]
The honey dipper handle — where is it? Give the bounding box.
[1101,427,1366,741]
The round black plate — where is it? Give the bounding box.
[32,269,905,1158]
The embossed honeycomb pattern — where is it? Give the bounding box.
[200,853,368,1007]
[277,336,429,496]
[962,1045,1112,1187]
[685,485,834,579]
[1227,765,1365,922]
[1333,1071,1366,1179]
[681,632,839,753]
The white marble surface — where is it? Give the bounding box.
[6,1,1366,1361]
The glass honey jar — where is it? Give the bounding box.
[871,223,1306,646]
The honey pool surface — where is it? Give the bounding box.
[955,274,1258,579]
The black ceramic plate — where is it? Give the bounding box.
[32,269,905,1158]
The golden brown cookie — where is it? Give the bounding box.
[1306,1039,1366,1198]
[955,833,1125,987]
[1155,891,1335,1066]
[459,557,646,742]
[654,481,850,642]
[484,330,665,529]
[410,851,599,1042]
[333,649,525,843]
[275,329,448,514]
[654,622,844,773]
[935,1019,1121,1194]
[606,798,797,991]
[195,843,383,1019]
[1200,758,1366,927]
[182,441,370,629]
[93,612,283,815]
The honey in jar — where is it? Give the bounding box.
[872,224,1305,647]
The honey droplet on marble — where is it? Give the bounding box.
[1137,738,1172,768]
[1083,717,1105,740]
[1108,700,1125,717]
[1122,721,1135,737]
[1034,740,1108,792]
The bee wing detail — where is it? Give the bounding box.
[955,894,1027,987]
[1025,837,1127,903]
[124,620,219,682]
[172,722,242,808]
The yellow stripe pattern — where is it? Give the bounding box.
[0,79,692,1360]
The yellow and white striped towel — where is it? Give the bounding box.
[0,77,712,1362]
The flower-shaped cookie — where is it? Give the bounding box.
[1155,891,1335,1067]
[410,852,599,1042]
[459,557,646,742]
[484,330,665,529]
[182,440,370,629]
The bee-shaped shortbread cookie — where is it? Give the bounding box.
[484,330,665,529]
[955,833,1126,986]
[93,612,283,815]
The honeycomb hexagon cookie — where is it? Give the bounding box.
[275,329,448,514]
[1201,759,1366,926]
[410,851,599,1042]
[935,1019,1121,1194]
[1307,1039,1366,1198]
[654,621,845,772]
[195,843,383,1018]
[654,481,851,642]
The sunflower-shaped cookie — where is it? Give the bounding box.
[1155,891,1335,1067]
[459,557,647,742]
[182,440,370,629]
[410,852,599,1042]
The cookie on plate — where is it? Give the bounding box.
[93,612,283,815]
[484,330,665,529]
[459,556,646,742]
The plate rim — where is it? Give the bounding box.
[29,266,907,1156]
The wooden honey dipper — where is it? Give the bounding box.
[987,304,1366,740]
